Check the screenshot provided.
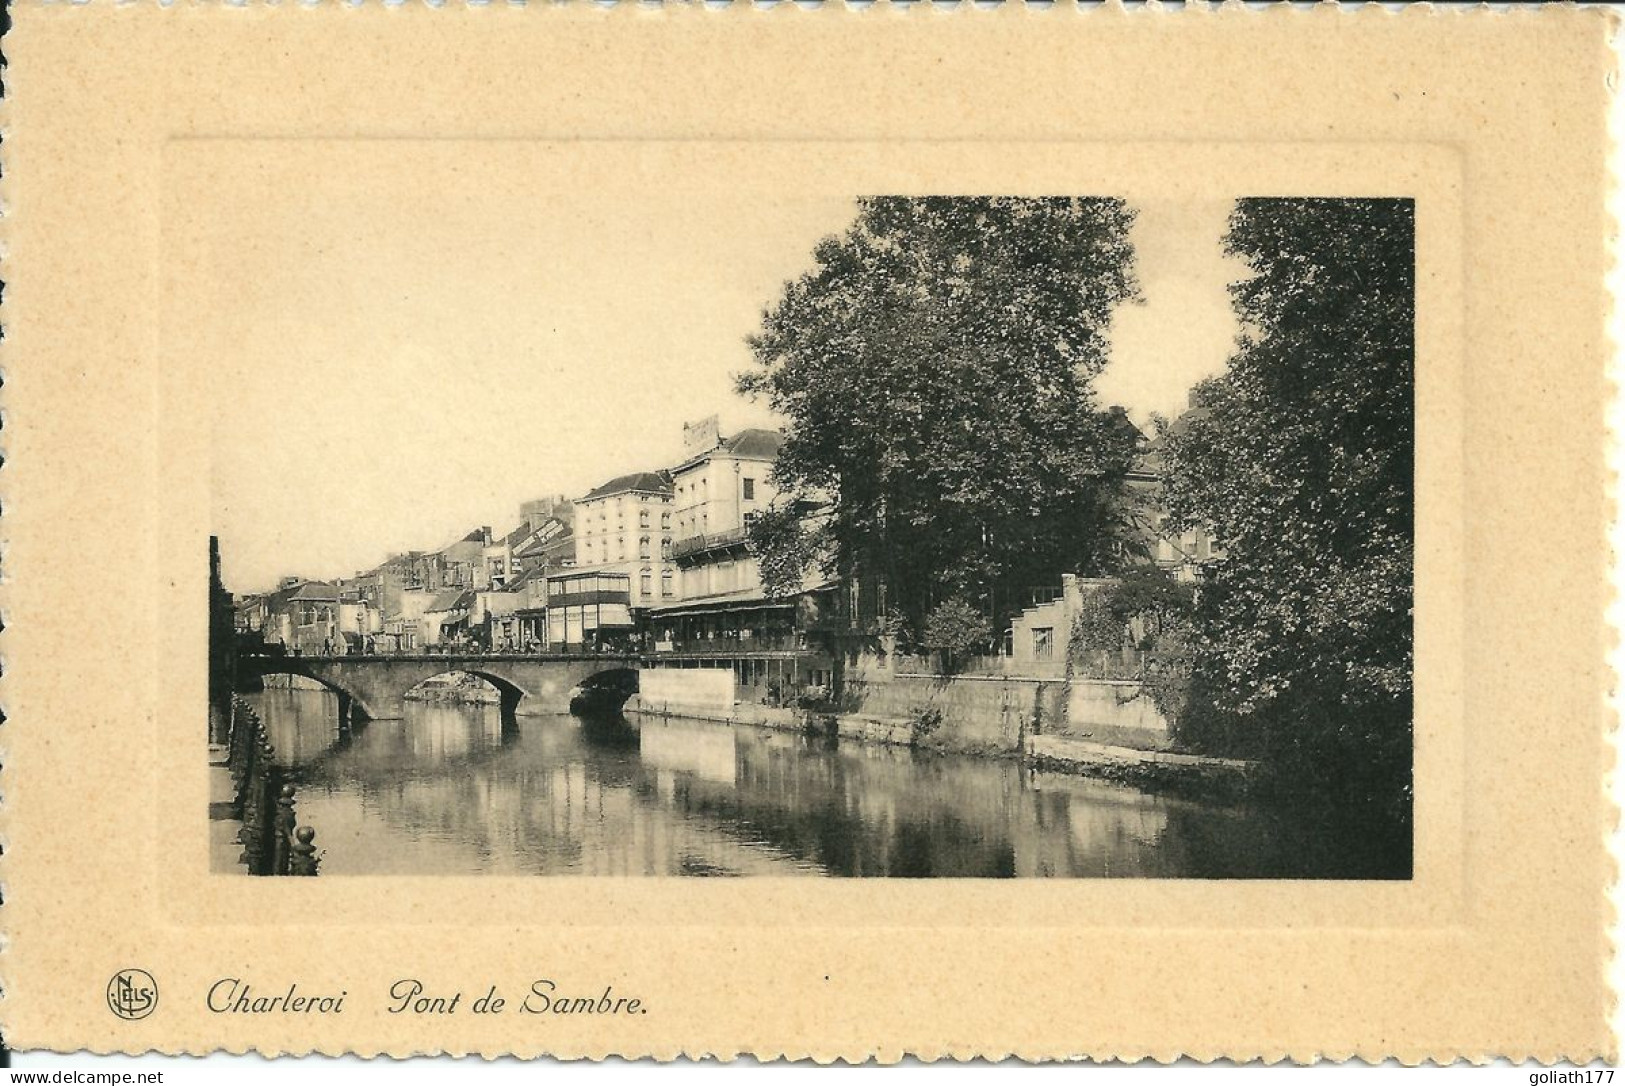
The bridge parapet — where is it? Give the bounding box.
[237,653,643,720]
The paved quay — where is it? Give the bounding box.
[208,745,244,873]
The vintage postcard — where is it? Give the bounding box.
[0,1,1615,1063]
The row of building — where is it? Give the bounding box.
[235,411,1219,687]
[236,416,828,653]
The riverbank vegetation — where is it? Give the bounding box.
[1160,198,1414,862]
[741,195,1414,870]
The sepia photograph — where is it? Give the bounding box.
[7,2,1614,1064]
[201,151,1414,881]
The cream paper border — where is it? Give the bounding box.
[1,2,1612,1062]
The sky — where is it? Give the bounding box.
[178,144,1250,593]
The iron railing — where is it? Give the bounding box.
[226,697,318,876]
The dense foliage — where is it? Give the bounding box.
[920,595,993,664]
[1162,198,1414,843]
[1069,588,1124,657]
[738,196,1142,629]
[745,503,827,599]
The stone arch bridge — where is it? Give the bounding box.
[237,653,642,722]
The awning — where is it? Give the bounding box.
[649,596,798,619]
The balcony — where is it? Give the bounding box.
[669,527,748,560]
[649,635,807,656]
[546,590,631,609]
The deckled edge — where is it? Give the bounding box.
[2,0,1622,1068]
[1604,3,1623,1068]
[1,0,14,1064]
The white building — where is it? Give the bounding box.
[570,469,675,610]
[668,417,783,601]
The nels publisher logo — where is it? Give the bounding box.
[106,968,158,1021]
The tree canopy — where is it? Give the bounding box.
[738,196,1142,629]
[1162,198,1414,831]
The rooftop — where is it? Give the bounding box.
[672,428,784,473]
[579,470,674,503]
[426,588,477,612]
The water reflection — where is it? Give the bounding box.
[248,688,1377,878]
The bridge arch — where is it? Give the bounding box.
[569,666,640,714]
[402,667,532,721]
[238,659,378,729]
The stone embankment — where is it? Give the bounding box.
[627,666,1258,797]
[1026,734,1256,801]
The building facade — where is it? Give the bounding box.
[570,470,674,612]
[667,418,783,602]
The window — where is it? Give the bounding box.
[639,509,650,528]
[661,538,672,559]
[1033,627,1054,660]
[641,570,653,597]
[742,477,755,500]
[661,512,670,528]
[661,570,674,597]
[639,536,651,559]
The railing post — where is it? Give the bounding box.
[238,759,263,871]
[275,783,297,875]
[290,827,319,876]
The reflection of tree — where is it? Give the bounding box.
[688,732,1027,877]
[251,691,1348,878]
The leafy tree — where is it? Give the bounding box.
[921,596,993,670]
[738,196,1142,628]
[1162,198,1414,845]
[1105,567,1195,646]
[745,503,827,599]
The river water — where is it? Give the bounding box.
[248,686,1398,879]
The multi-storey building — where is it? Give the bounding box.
[643,418,837,700]
[261,580,340,655]
[1125,406,1225,583]
[570,469,674,612]
[667,417,783,601]
[544,569,635,651]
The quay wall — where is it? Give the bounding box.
[624,666,1176,760]
[843,672,1174,755]
[637,668,736,714]
[842,674,1066,756]
[1059,681,1174,751]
